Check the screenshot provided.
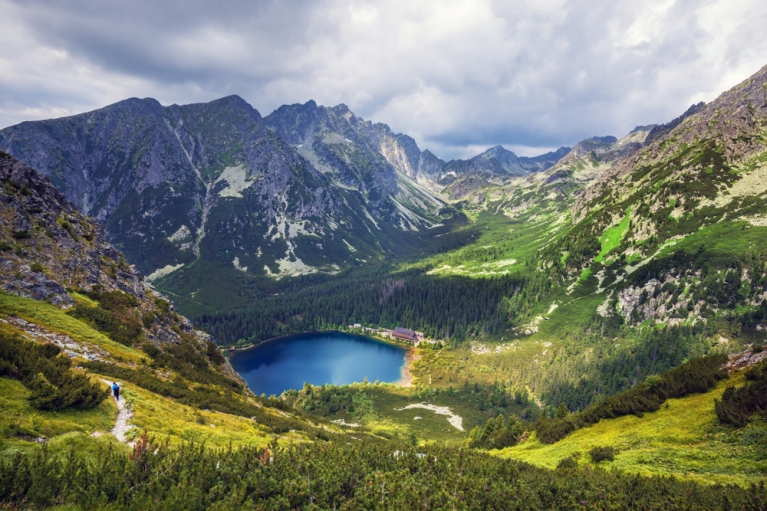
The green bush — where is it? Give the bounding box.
[557,453,580,469]
[59,221,78,241]
[154,298,170,314]
[142,312,156,329]
[534,415,575,444]
[589,445,616,463]
[205,341,225,365]
[715,361,767,427]
[0,333,108,411]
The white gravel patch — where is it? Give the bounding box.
[395,403,464,431]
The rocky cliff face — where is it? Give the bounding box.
[0,151,207,347]
[264,100,449,228]
[0,97,400,285]
[0,151,140,305]
[0,96,463,290]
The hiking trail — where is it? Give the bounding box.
[94,379,136,445]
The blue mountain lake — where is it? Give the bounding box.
[228,331,408,396]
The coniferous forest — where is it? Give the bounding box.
[2,439,765,510]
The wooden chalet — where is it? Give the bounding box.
[393,327,417,342]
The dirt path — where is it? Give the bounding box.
[98,380,135,444]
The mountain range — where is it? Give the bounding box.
[0,55,767,504]
[0,92,664,302]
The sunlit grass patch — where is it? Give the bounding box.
[499,377,766,487]
[594,207,632,263]
[0,377,117,450]
[0,292,144,362]
[112,380,277,448]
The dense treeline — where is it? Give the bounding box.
[541,323,716,411]
[1,440,763,510]
[197,268,547,345]
[536,354,728,444]
[0,333,107,411]
[716,359,767,427]
[467,413,524,450]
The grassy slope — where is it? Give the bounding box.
[0,378,117,450]
[107,380,299,448]
[0,292,321,453]
[499,377,767,486]
[594,206,631,263]
[411,207,564,278]
[0,292,144,363]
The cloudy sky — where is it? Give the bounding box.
[1,0,765,160]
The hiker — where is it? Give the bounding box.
[112,382,120,401]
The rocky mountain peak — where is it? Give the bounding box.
[575,62,767,222]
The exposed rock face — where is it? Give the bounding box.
[643,102,706,147]
[0,96,452,289]
[0,152,144,304]
[264,101,399,212]
[0,151,208,348]
[724,348,767,373]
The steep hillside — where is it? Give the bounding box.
[551,64,767,330]
[501,352,767,486]
[0,151,360,451]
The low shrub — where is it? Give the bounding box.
[0,333,108,411]
[715,361,767,427]
[589,445,616,463]
[557,453,580,469]
[0,442,762,509]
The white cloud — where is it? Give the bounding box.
[0,0,765,160]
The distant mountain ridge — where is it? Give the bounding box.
[0,90,691,313]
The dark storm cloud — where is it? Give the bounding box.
[1,0,765,160]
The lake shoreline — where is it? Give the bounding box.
[228,331,410,396]
[398,348,417,387]
[224,329,414,354]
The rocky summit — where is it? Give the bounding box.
[0,95,575,310]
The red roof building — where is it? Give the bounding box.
[393,327,417,342]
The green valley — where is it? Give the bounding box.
[2,56,767,509]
